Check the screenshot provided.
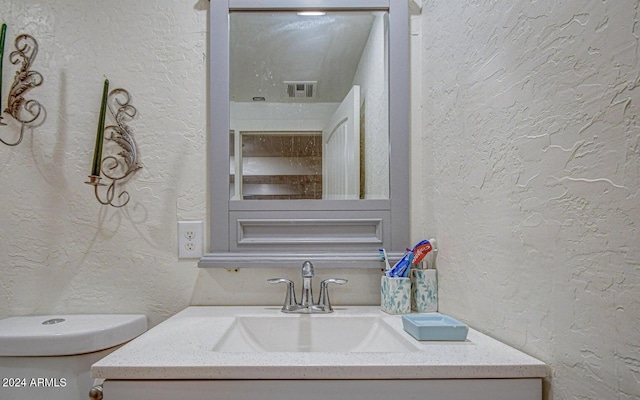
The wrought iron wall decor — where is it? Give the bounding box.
[85,86,143,207]
[0,29,44,146]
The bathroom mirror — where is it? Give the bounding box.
[201,0,409,268]
[229,10,389,200]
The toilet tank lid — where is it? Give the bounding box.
[0,314,147,356]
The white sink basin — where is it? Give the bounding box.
[213,315,418,352]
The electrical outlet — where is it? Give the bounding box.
[178,221,203,259]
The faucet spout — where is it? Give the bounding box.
[300,261,314,307]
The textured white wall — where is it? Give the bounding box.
[418,1,640,399]
[0,0,210,326]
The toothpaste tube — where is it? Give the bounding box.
[410,239,433,266]
[387,251,414,277]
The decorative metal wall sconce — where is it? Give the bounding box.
[0,27,44,146]
[85,80,142,208]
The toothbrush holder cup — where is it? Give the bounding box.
[410,269,438,312]
[381,275,411,315]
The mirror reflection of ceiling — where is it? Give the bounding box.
[230,12,376,103]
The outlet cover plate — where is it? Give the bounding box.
[178,221,203,259]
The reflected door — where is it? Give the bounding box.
[322,85,361,200]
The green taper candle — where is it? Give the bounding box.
[0,23,7,114]
[91,79,109,177]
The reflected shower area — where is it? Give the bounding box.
[230,131,323,199]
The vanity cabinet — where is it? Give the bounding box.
[103,379,541,400]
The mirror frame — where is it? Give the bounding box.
[200,0,409,268]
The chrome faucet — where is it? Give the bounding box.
[300,260,314,308]
[268,261,347,313]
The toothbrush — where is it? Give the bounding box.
[428,238,438,269]
[379,248,391,275]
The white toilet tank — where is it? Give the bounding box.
[0,314,147,400]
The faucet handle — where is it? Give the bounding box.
[267,278,293,284]
[322,278,347,285]
[267,278,298,312]
[318,278,348,312]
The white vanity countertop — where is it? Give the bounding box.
[91,306,547,380]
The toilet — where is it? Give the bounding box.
[0,314,147,400]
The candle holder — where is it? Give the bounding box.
[0,33,44,146]
[85,88,142,207]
